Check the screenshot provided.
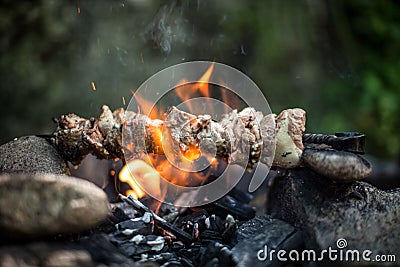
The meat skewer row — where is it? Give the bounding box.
[51,105,371,182]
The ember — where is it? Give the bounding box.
[107,194,239,265]
[91,81,96,91]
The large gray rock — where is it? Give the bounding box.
[0,173,110,238]
[268,169,400,264]
[0,135,69,175]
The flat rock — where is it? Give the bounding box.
[0,242,94,267]
[0,234,139,267]
[268,168,400,264]
[0,234,138,267]
[0,135,70,175]
[0,173,110,238]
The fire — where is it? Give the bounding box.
[181,145,201,161]
[148,120,164,154]
[196,62,214,97]
[132,90,162,120]
[175,63,214,114]
[119,155,213,201]
[120,63,223,205]
[119,159,160,199]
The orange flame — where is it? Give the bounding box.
[175,63,214,114]
[119,159,160,199]
[147,120,164,154]
[181,145,201,161]
[120,63,222,207]
[195,62,214,98]
[132,90,162,120]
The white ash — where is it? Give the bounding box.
[130,234,145,245]
[142,212,152,223]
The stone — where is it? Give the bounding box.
[0,242,94,267]
[232,215,303,267]
[0,234,141,267]
[0,136,69,175]
[302,148,372,182]
[268,168,400,263]
[0,173,110,238]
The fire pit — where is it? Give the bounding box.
[0,62,398,267]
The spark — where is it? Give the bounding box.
[91,81,96,91]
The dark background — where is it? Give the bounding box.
[1,0,399,160]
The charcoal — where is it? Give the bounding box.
[199,230,222,243]
[205,195,256,220]
[177,211,237,245]
[200,242,234,267]
[93,217,120,234]
[227,187,253,203]
[178,214,210,239]
[110,218,154,245]
[232,215,303,267]
[116,219,153,234]
[203,258,219,267]
[184,220,193,231]
[221,215,237,245]
[175,245,201,263]
[158,205,179,223]
[139,196,179,222]
[156,252,175,261]
[205,214,224,232]
[117,235,166,257]
[236,215,275,243]
[176,210,209,227]
[178,256,195,267]
[192,222,200,239]
[162,211,180,223]
[111,202,141,223]
[155,219,194,245]
[236,215,298,248]
[111,194,245,266]
[120,195,194,244]
[78,233,134,266]
[218,246,234,264]
[109,234,128,245]
[118,242,153,257]
[171,242,184,250]
[161,261,183,267]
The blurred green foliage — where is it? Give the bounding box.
[0,0,399,158]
